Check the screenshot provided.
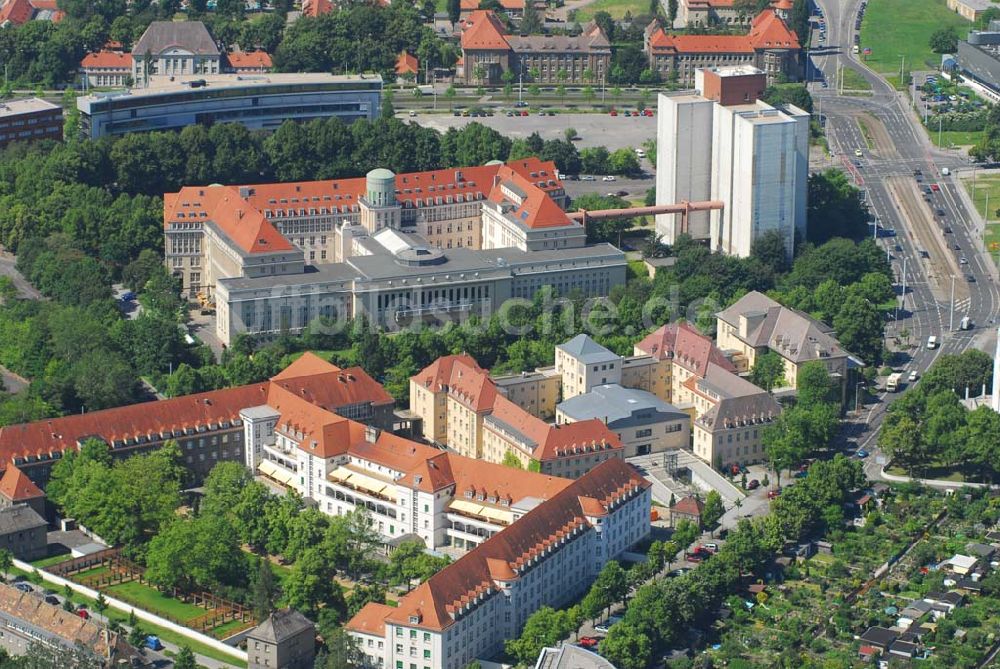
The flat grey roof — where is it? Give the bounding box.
[557,384,687,426]
[0,98,60,117]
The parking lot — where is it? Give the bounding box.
[405,111,657,153]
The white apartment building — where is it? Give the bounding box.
[346,458,651,669]
[480,166,587,252]
[655,66,808,259]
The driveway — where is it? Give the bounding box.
[0,251,41,300]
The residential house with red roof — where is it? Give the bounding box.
[0,0,62,27]
[79,50,133,88]
[0,465,44,517]
[459,10,611,85]
[459,0,525,17]
[644,8,802,85]
[395,51,419,82]
[224,50,272,73]
[346,458,651,669]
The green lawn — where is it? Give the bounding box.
[927,128,984,148]
[962,175,1000,269]
[859,0,969,89]
[29,552,74,569]
[105,581,207,623]
[574,0,649,22]
[841,68,872,93]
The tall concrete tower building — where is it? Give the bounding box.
[655,66,809,260]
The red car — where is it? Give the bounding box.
[76,609,90,620]
[644,109,654,116]
[930,183,940,192]
[579,636,601,648]
[768,489,781,499]
[610,110,618,116]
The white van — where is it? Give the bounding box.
[927,335,938,349]
[941,167,951,176]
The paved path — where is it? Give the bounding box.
[0,251,41,300]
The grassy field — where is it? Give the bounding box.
[574,0,649,22]
[841,68,872,92]
[29,553,74,569]
[965,174,1000,267]
[927,128,984,148]
[859,0,968,89]
[105,581,208,622]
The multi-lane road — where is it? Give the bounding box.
[810,0,1000,479]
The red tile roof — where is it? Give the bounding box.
[0,383,269,468]
[634,322,736,376]
[460,0,524,10]
[361,459,648,632]
[163,185,293,255]
[271,353,394,410]
[396,51,419,76]
[225,50,272,71]
[164,159,562,256]
[460,10,510,51]
[0,465,42,501]
[302,0,333,16]
[747,9,799,49]
[449,450,571,502]
[0,0,33,25]
[80,50,133,70]
[412,354,486,392]
[268,383,357,459]
[487,165,575,230]
[345,602,395,636]
[671,495,704,516]
[486,395,621,461]
[648,11,797,54]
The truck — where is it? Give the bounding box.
[886,372,904,392]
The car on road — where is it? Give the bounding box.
[936,209,946,217]
[635,148,646,158]
[908,370,919,382]
[747,479,760,490]
[923,185,932,194]
[602,175,616,182]
[615,190,628,197]
[767,489,781,499]
[578,636,602,648]
[927,335,938,349]
[854,148,863,157]
[952,242,961,250]
[967,274,976,283]
[686,552,704,563]
[960,256,968,264]
[595,616,622,634]
[855,449,869,459]
[943,226,952,233]
[931,183,940,192]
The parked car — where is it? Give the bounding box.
[704,543,718,552]
[960,256,968,264]
[747,479,760,490]
[408,110,417,117]
[514,100,528,108]
[144,636,164,651]
[855,449,869,459]
[768,489,781,499]
[77,609,90,619]
[43,595,60,605]
[602,175,616,182]
[578,636,601,648]
[13,583,32,593]
[943,226,952,233]
[931,183,940,192]
[581,175,596,181]
[967,274,976,283]
[594,616,622,634]
[120,291,136,302]
[609,110,618,116]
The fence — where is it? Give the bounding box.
[13,557,248,662]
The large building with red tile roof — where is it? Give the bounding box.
[678,0,792,28]
[166,159,626,346]
[644,8,802,85]
[0,353,392,490]
[459,10,611,85]
[410,353,623,479]
[0,464,44,517]
[347,458,651,669]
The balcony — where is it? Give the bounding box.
[328,466,398,504]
